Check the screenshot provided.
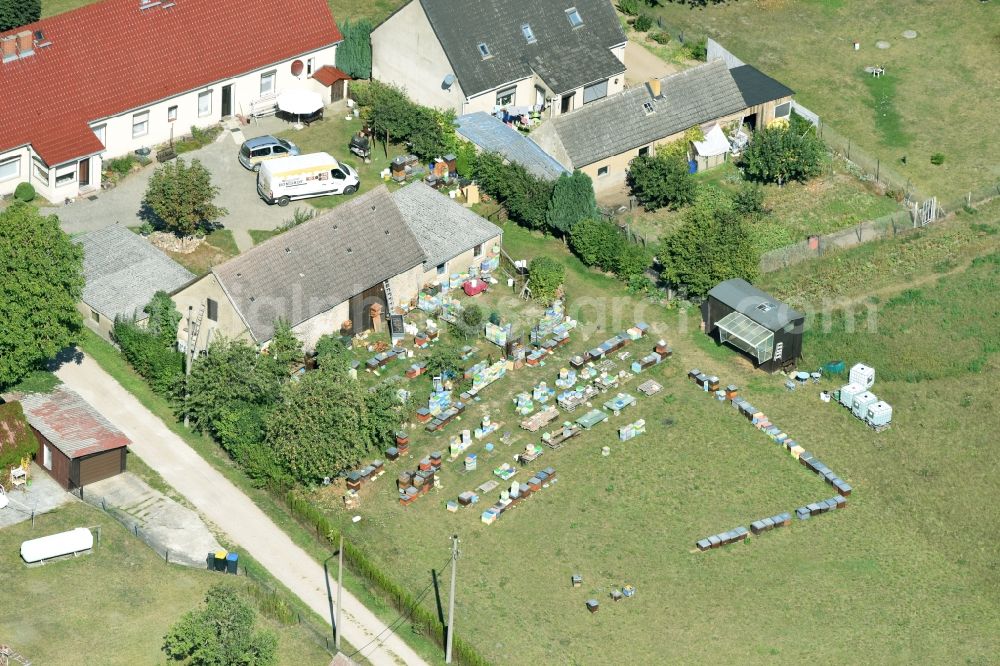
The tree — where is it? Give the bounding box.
[266,320,302,370]
[528,256,565,302]
[545,171,599,237]
[658,186,759,297]
[163,584,277,666]
[334,18,373,79]
[264,370,374,481]
[144,290,182,346]
[143,158,227,237]
[314,334,353,374]
[570,219,623,272]
[473,152,553,229]
[424,344,462,379]
[626,153,696,211]
[361,81,417,155]
[0,203,83,389]
[452,303,484,339]
[364,382,408,452]
[213,402,289,488]
[739,114,825,186]
[0,0,40,33]
[614,242,653,280]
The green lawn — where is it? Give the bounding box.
[163,228,239,276]
[0,502,332,666]
[647,0,1000,200]
[301,222,1000,663]
[628,161,901,251]
[249,228,283,245]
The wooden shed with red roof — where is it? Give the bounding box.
[18,386,130,489]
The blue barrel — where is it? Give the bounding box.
[226,552,238,575]
[688,160,697,174]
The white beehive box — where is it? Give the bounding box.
[852,391,878,419]
[839,382,864,408]
[849,363,875,389]
[865,401,893,427]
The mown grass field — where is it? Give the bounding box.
[0,502,332,666]
[648,0,1000,200]
[307,218,999,663]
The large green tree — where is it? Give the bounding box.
[334,18,373,79]
[314,334,353,374]
[0,0,40,33]
[264,370,374,481]
[0,203,83,388]
[570,218,623,272]
[266,320,303,371]
[658,186,759,297]
[143,158,227,237]
[545,171,599,237]
[739,114,826,186]
[626,152,696,211]
[162,584,276,666]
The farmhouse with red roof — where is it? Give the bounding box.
[0,0,342,201]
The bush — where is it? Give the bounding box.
[739,114,825,185]
[106,155,137,177]
[571,219,623,272]
[617,0,639,15]
[930,153,946,165]
[733,182,766,219]
[615,242,652,279]
[473,151,553,229]
[424,344,462,379]
[634,14,654,32]
[687,37,708,61]
[13,182,35,202]
[528,256,565,302]
[112,319,184,394]
[0,402,39,473]
[650,31,672,45]
[627,153,696,211]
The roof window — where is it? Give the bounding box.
[478,43,491,59]
[566,7,583,28]
[756,302,774,313]
[521,24,536,44]
[642,101,655,116]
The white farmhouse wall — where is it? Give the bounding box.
[462,76,536,115]
[0,145,32,198]
[290,299,351,351]
[372,1,465,113]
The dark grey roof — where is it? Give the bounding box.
[76,225,194,320]
[419,0,625,97]
[708,279,803,331]
[729,64,794,108]
[212,187,426,343]
[532,60,748,168]
[456,112,569,180]
[392,182,502,269]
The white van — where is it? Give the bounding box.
[257,152,360,206]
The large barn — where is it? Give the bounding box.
[18,386,130,490]
[701,279,804,373]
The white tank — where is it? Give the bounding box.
[852,391,878,419]
[839,382,864,408]
[849,363,875,389]
[865,401,893,427]
[21,527,94,563]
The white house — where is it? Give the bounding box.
[0,0,342,202]
[372,0,626,118]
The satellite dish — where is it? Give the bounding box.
[291,59,304,76]
[442,73,456,89]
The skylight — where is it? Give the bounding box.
[642,101,655,115]
[478,43,491,59]
[522,23,536,44]
[566,7,583,28]
[756,302,774,313]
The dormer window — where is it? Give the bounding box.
[566,7,583,28]
[521,23,536,44]
[478,43,491,59]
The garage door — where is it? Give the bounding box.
[77,450,125,486]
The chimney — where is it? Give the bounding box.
[647,78,661,99]
[1,37,17,63]
[16,30,34,57]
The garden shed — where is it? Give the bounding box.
[701,279,804,373]
[18,386,130,490]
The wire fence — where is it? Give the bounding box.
[816,119,924,203]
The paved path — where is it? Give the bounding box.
[56,353,427,666]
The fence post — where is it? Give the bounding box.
[876,159,880,183]
[847,139,851,160]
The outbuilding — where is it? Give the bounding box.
[18,386,130,490]
[701,279,804,373]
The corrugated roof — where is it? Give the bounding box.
[729,64,795,108]
[532,60,748,168]
[456,112,569,181]
[76,225,194,320]
[212,186,426,343]
[19,386,130,458]
[418,0,625,97]
[0,0,341,166]
[392,182,502,268]
[708,279,803,331]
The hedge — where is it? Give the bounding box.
[0,402,39,472]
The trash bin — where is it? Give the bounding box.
[206,551,216,571]
[226,552,238,575]
[214,549,228,572]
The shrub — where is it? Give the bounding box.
[687,37,708,61]
[13,182,35,202]
[617,0,639,16]
[314,334,353,374]
[112,318,184,394]
[930,153,946,165]
[0,402,39,474]
[634,14,654,32]
[733,182,766,219]
[627,153,696,211]
[739,114,825,185]
[106,155,137,177]
[546,170,599,237]
[650,31,672,45]
[473,151,553,229]
[614,242,652,279]
[571,218,624,272]
[488,310,501,326]
[528,256,565,302]
[425,344,463,379]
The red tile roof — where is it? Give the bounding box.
[0,0,342,166]
[18,386,131,459]
[312,65,350,87]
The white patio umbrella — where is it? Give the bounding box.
[277,89,324,129]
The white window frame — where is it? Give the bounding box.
[167,105,178,122]
[198,90,213,118]
[774,102,791,119]
[521,24,536,44]
[566,7,583,28]
[306,57,315,76]
[32,158,49,185]
[0,156,20,182]
[597,165,609,177]
[132,111,149,139]
[260,70,276,96]
[496,87,516,107]
[55,164,76,187]
[92,124,107,148]
[43,444,52,470]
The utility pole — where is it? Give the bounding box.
[183,306,193,428]
[445,534,459,663]
[336,533,344,651]
[323,551,337,650]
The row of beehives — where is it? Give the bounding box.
[479,467,558,525]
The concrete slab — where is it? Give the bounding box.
[0,464,73,529]
[85,472,222,568]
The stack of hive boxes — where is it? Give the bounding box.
[696,526,750,551]
[481,467,557,525]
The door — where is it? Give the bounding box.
[348,282,387,333]
[78,158,90,187]
[560,93,574,114]
[330,80,345,102]
[221,84,233,118]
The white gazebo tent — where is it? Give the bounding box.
[692,124,731,172]
[277,89,324,129]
